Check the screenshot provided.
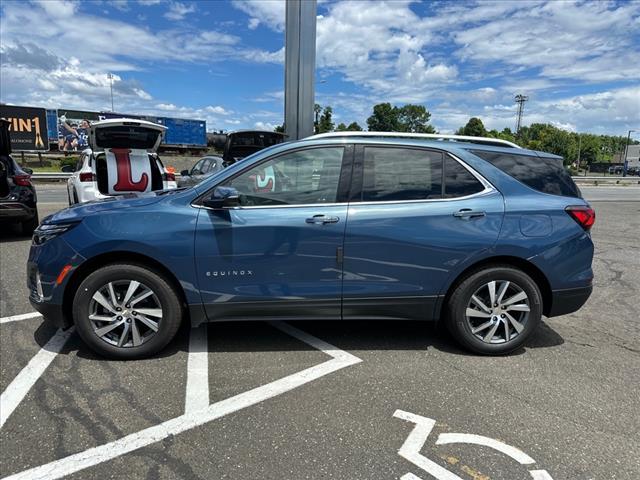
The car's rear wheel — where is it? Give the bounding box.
[445,266,542,355]
[21,212,39,236]
[73,264,183,359]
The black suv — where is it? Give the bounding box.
[0,118,39,235]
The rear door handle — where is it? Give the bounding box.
[306,214,340,225]
[453,209,486,219]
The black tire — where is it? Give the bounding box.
[445,265,542,355]
[21,212,39,236]
[72,263,183,359]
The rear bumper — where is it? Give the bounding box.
[547,285,593,317]
[0,201,36,221]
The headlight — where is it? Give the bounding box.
[32,222,78,245]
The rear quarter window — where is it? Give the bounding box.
[470,150,581,198]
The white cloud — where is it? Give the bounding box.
[205,105,231,115]
[254,121,277,131]
[231,0,285,31]
[164,2,196,21]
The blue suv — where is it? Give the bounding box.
[28,133,594,358]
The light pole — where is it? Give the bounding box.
[107,73,114,112]
[622,130,635,177]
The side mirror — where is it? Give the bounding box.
[203,186,240,209]
[180,169,189,176]
[23,167,34,175]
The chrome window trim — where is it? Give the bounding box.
[193,150,497,211]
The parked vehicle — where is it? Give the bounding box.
[221,130,286,165]
[67,119,177,205]
[28,132,594,359]
[608,165,623,175]
[178,156,225,188]
[0,118,39,235]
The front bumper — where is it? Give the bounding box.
[27,236,85,329]
[29,297,70,328]
[547,285,593,317]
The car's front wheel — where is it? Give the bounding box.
[445,265,542,355]
[72,263,183,359]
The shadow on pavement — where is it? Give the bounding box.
[33,316,564,360]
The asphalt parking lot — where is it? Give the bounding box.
[1,184,639,480]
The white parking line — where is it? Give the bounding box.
[530,470,555,480]
[0,312,42,324]
[0,328,74,429]
[184,324,209,413]
[3,322,362,480]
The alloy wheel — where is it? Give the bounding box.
[88,280,162,348]
[465,280,531,344]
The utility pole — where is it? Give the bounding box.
[107,73,114,112]
[576,134,585,176]
[284,0,317,140]
[514,94,528,134]
[622,129,635,177]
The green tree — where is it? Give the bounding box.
[335,122,348,131]
[367,103,399,131]
[274,124,285,133]
[397,104,436,133]
[346,121,363,131]
[367,103,435,132]
[456,117,488,137]
[318,106,334,133]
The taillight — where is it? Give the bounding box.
[163,172,175,182]
[79,172,96,182]
[566,205,595,230]
[13,174,32,186]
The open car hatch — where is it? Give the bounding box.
[90,119,167,152]
[90,119,168,195]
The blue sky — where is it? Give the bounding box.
[1,0,638,136]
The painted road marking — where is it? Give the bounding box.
[394,409,555,480]
[436,433,536,465]
[0,312,42,324]
[0,328,74,428]
[394,410,464,480]
[2,322,362,480]
[184,323,209,413]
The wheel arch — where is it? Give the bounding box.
[62,251,190,328]
[441,255,552,318]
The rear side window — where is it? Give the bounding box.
[362,147,443,201]
[444,156,485,198]
[470,150,580,198]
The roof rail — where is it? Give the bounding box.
[308,131,521,149]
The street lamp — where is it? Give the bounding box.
[107,73,114,112]
[622,130,635,177]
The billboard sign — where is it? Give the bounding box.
[55,109,102,152]
[0,105,49,151]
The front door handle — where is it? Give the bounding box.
[453,209,486,219]
[306,214,340,225]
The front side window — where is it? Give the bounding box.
[190,159,205,175]
[223,147,344,206]
[362,147,443,201]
